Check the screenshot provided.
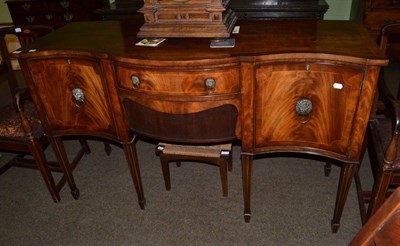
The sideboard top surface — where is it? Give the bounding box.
[16,20,387,64]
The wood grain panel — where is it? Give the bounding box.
[123,100,238,143]
[27,58,115,136]
[254,62,364,155]
[119,91,242,139]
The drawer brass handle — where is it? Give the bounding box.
[131,75,140,88]
[295,98,312,116]
[205,78,216,90]
[72,88,85,103]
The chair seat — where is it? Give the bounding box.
[158,143,232,158]
[0,101,43,140]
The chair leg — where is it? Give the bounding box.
[354,166,367,225]
[324,162,332,177]
[48,137,80,200]
[78,139,91,154]
[219,157,228,197]
[366,170,393,220]
[160,156,172,191]
[122,141,146,209]
[28,137,60,203]
[104,142,112,156]
[228,152,233,172]
[0,162,13,175]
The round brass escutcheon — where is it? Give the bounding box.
[295,98,312,116]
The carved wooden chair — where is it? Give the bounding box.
[123,100,238,197]
[0,25,91,202]
[357,23,400,222]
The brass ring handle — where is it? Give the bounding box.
[72,88,85,103]
[295,98,312,116]
[205,78,216,90]
[131,75,140,88]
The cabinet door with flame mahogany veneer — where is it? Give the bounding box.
[26,58,116,137]
[254,62,364,155]
[241,60,370,232]
[20,55,146,210]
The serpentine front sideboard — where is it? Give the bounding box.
[14,20,387,233]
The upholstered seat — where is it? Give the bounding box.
[0,100,42,139]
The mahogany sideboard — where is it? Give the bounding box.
[13,20,387,233]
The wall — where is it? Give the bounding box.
[324,0,353,20]
[0,2,12,24]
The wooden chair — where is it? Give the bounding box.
[349,187,400,246]
[360,73,400,221]
[156,143,233,197]
[0,25,91,201]
[354,23,400,222]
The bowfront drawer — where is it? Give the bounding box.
[254,62,364,155]
[114,64,241,96]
